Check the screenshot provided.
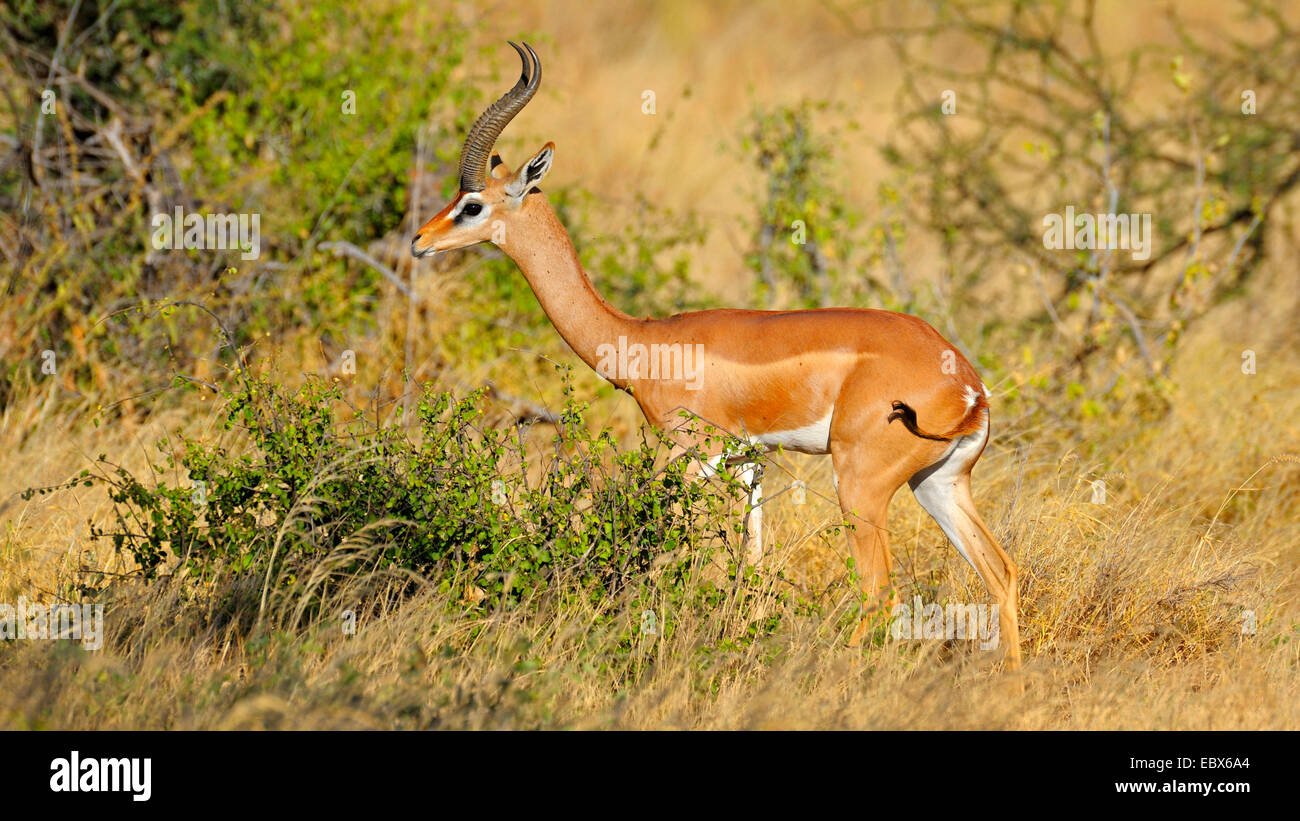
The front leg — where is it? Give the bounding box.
[736,461,763,566]
[665,436,766,567]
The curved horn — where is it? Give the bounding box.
[458,42,542,193]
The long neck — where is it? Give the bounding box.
[500,197,637,372]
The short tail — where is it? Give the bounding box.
[888,390,988,442]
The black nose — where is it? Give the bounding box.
[410,236,422,257]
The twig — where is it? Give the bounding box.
[318,240,415,298]
[485,384,561,426]
[31,0,85,185]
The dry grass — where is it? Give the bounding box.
[2,322,1296,730]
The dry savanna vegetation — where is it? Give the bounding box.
[1,0,1298,729]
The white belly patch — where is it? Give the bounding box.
[754,412,833,455]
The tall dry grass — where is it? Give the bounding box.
[2,319,1296,729]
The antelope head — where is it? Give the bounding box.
[411,42,555,258]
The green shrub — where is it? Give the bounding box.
[77,370,761,625]
[1,0,480,405]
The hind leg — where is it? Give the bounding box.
[833,471,897,647]
[909,428,1021,670]
[953,474,1020,671]
[832,426,948,646]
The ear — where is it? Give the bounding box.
[489,152,511,180]
[505,142,555,200]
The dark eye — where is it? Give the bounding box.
[461,201,483,217]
